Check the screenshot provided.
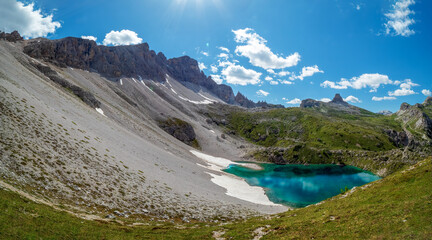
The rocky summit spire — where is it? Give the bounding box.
[331,93,348,105]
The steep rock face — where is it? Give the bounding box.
[167,56,236,103]
[397,101,432,140]
[23,37,239,104]
[24,37,167,81]
[235,92,256,108]
[330,93,348,105]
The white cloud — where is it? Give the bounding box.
[270,80,279,85]
[256,90,270,97]
[388,79,418,96]
[292,65,324,80]
[81,35,97,42]
[422,89,432,96]
[356,4,361,10]
[389,88,416,96]
[218,60,231,68]
[267,69,276,75]
[103,29,143,46]
[286,98,302,105]
[217,53,229,59]
[218,47,230,53]
[320,98,331,103]
[221,62,261,86]
[384,0,416,37]
[265,76,273,81]
[278,70,291,77]
[211,75,223,84]
[198,62,207,70]
[210,65,218,73]
[201,51,209,57]
[321,73,393,92]
[344,95,362,103]
[281,80,294,85]
[0,0,61,38]
[372,96,397,101]
[232,28,301,70]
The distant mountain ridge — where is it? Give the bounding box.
[19,33,280,109]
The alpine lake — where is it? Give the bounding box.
[224,163,380,208]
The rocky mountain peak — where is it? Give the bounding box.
[0,30,23,42]
[331,93,348,105]
[423,96,432,106]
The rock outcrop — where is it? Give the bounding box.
[300,99,322,108]
[0,31,24,42]
[31,61,101,109]
[397,99,432,140]
[158,118,200,148]
[300,94,361,114]
[235,92,284,109]
[330,93,349,105]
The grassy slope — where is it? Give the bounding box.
[227,107,402,151]
[0,159,431,239]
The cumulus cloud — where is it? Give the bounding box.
[218,53,229,59]
[265,76,273,81]
[270,80,279,85]
[198,62,207,71]
[372,96,397,101]
[210,65,218,73]
[0,0,61,38]
[102,30,143,46]
[267,69,276,75]
[211,75,223,84]
[201,51,209,57]
[385,0,416,37]
[285,98,302,105]
[281,80,294,85]
[344,95,362,103]
[256,90,270,97]
[422,89,432,96]
[321,73,393,92]
[220,62,262,86]
[232,28,301,70]
[218,47,230,53]
[292,65,324,80]
[388,79,418,96]
[81,35,97,42]
[320,98,331,102]
[278,70,291,77]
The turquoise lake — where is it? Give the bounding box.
[224,163,380,208]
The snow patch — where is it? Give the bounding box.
[120,79,123,85]
[132,78,137,83]
[178,95,213,105]
[95,108,106,116]
[140,80,154,93]
[190,150,278,206]
[165,78,177,94]
[198,93,217,103]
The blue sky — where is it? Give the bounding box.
[1,0,431,112]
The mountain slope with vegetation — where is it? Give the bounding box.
[203,94,432,175]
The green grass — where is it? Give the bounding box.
[0,159,431,239]
[226,107,401,151]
